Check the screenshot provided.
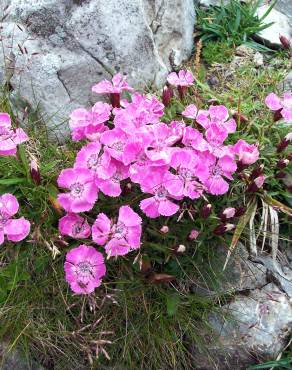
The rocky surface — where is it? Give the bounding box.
[0,0,195,138]
[255,5,292,49]
[191,243,292,369]
[278,71,292,94]
[0,343,43,370]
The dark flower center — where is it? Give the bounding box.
[70,182,84,198]
[77,261,93,277]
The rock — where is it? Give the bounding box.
[255,5,292,49]
[193,284,292,369]
[229,46,263,70]
[235,45,255,58]
[0,0,195,137]
[253,51,264,67]
[275,0,292,26]
[278,71,292,93]
[198,0,229,6]
[190,243,267,296]
[0,342,43,370]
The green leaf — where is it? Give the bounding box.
[0,178,26,185]
[166,294,180,316]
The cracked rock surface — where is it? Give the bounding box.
[191,243,292,369]
[0,0,195,137]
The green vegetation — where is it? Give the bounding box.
[201,40,234,64]
[196,0,276,49]
[0,48,291,369]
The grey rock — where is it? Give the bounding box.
[253,51,264,67]
[0,342,44,370]
[194,284,292,370]
[191,243,267,296]
[275,0,292,26]
[0,0,195,138]
[255,5,292,49]
[278,71,292,93]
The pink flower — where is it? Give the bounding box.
[64,244,106,294]
[167,70,194,87]
[92,73,134,94]
[196,105,236,134]
[100,128,129,162]
[144,123,179,164]
[265,92,292,122]
[233,139,259,165]
[182,126,208,152]
[197,153,237,195]
[189,229,199,240]
[165,150,205,199]
[182,104,198,119]
[74,142,114,179]
[57,168,98,212]
[69,103,111,142]
[0,112,28,156]
[113,94,164,133]
[139,167,180,218]
[96,159,129,197]
[92,206,142,257]
[220,207,236,222]
[59,213,91,239]
[0,193,30,245]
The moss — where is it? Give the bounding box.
[202,41,235,65]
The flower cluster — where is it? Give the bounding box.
[0,193,30,245]
[58,70,262,295]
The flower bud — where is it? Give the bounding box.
[177,85,187,100]
[273,109,283,122]
[30,158,41,185]
[171,244,186,254]
[162,85,173,107]
[287,185,292,193]
[277,159,289,169]
[220,207,235,222]
[275,171,286,179]
[235,206,246,217]
[247,175,265,192]
[213,223,235,236]
[287,152,292,161]
[250,164,264,180]
[232,112,248,124]
[160,225,169,234]
[277,133,292,153]
[177,244,186,253]
[188,229,199,240]
[279,35,291,49]
[110,93,120,108]
[237,161,249,172]
[200,203,212,219]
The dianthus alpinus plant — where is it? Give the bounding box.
[0,65,291,369]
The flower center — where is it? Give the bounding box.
[155,186,167,198]
[112,171,122,182]
[77,261,93,277]
[179,167,192,179]
[0,211,9,228]
[87,154,100,169]
[211,165,223,177]
[0,127,12,140]
[113,222,126,238]
[72,222,85,236]
[112,141,124,151]
[70,182,84,198]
